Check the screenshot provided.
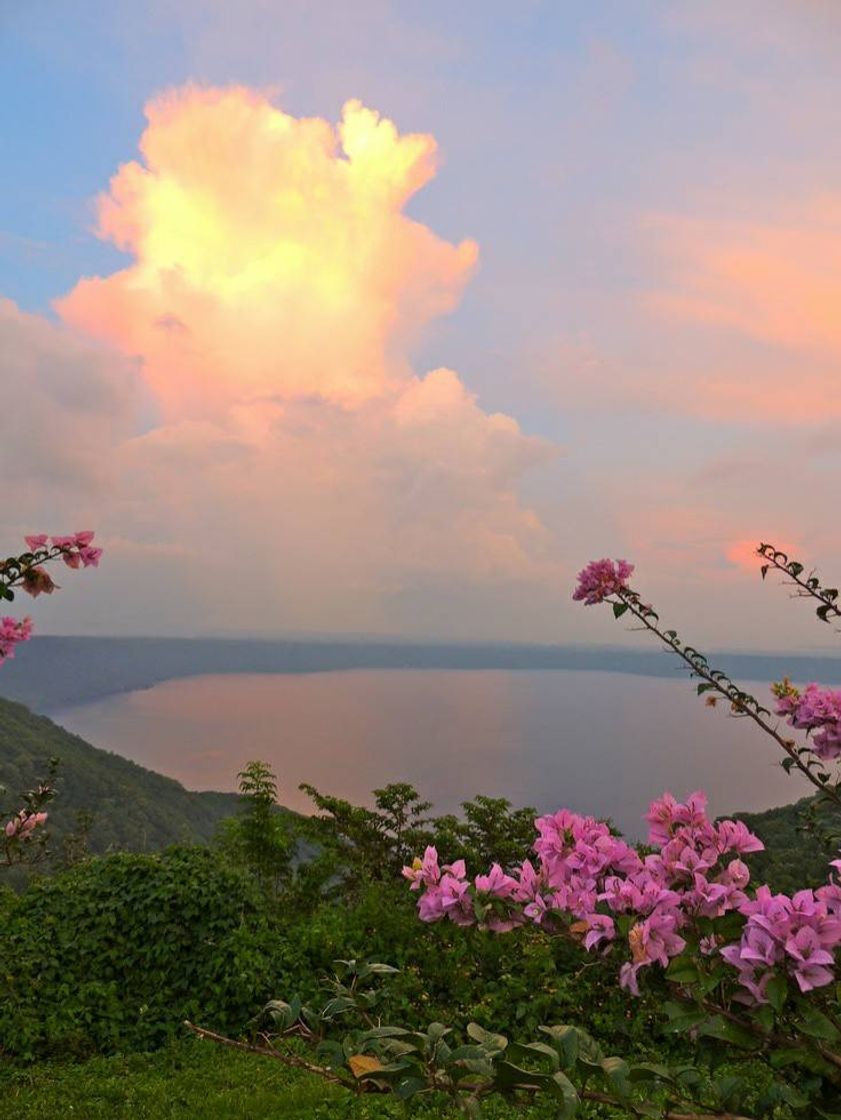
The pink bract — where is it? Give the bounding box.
[572,559,634,605]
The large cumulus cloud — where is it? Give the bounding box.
[4,86,559,637]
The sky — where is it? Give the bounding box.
[2,1,841,650]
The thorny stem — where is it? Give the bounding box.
[615,590,841,810]
[758,546,841,622]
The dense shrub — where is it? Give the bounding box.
[0,847,282,1059]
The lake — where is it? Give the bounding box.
[54,669,810,837]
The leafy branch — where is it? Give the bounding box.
[612,590,841,809]
[757,544,841,626]
[186,960,767,1119]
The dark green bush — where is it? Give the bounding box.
[0,847,282,1060]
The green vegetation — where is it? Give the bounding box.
[0,696,241,859]
[2,697,840,1115]
[737,795,841,893]
[0,1039,601,1118]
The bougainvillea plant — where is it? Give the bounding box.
[0,532,101,865]
[192,542,841,1118]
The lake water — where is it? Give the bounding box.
[53,669,811,838]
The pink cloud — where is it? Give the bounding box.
[5,85,561,639]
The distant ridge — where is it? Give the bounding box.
[2,636,841,712]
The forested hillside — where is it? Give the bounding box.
[0,697,240,855]
[737,794,841,893]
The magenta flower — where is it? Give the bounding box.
[404,788,841,1002]
[0,616,33,664]
[401,846,441,891]
[572,558,634,605]
[773,681,841,762]
[583,913,615,951]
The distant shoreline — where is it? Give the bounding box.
[1,635,841,713]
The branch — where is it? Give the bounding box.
[186,1020,759,1118]
[616,590,841,808]
[183,1021,347,1086]
[757,544,841,624]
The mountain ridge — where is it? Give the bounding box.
[3,635,841,712]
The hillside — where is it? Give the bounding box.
[0,697,240,857]
[737,794,841,893]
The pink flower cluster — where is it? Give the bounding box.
[24,531,102,571]
[405,791,841,1002]
[0,533,103,664]
[0,616,33,664]
[4,808,48,840]
[572,559,634,605]
[721,879,841,998]
[774,681,841,762]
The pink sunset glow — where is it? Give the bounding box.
[3,4,841,648]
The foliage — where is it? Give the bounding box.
[0,847,282,1060]
[214,761,293,895]
[1,758,57,868]
[194,959,801,1120]
[0,1037,613,1119]
[737,796,841,895]
[187,544,841,1119]
[296,782,537,900]
[297,781,433,893]
[0,696,241,875]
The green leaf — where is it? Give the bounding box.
[666,955,700,983]
[549,1070,580,1118]
[697,1015,758,1050]
[612,601,629,618]
[765,974,788,1013]
[394,1076,426,1100]
[506,1040,560,1069]
[796,1005,841,1041]
[628,1062,673,1084]
[600,1056,630,1098]
[466,1022,507,1052]
[753,1004,775,1034]
[539,1024,578,1069]
[662,1002,707,1033]
[712,1073,746,1108]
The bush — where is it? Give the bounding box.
[0,847,283,1060]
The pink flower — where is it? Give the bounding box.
[405,785,841,1002]
[402,846,441,890]
[572,559,634,606]
[0,616,33,664]
[583,913,615,951]
[78,546,102,568]
[24,535,48,551]
[475,863,518,899]
[715,820,764,856]
[645,792,680,846]
[774,682,841,762]
[21,567,58,598]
